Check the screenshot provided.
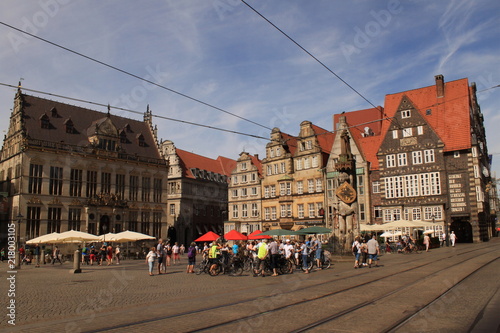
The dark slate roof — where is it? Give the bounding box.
[19,93,162,159]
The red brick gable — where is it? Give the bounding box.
[382,77,472,153]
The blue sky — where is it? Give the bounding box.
[0,1,499,176]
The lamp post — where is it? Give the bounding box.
[15,212,23,269]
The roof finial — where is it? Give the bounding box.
[107,104,111,117]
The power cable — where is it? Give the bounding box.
[0,82,269,141]
[0,21,272,131]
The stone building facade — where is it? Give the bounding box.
[0,90,169,246]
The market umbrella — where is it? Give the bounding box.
[55,230,100,243]
[383,220,436,229]
[247,230,271,240]
[194,231,221,242]
[112,230,156,242]
[98,233,117,242]
[298,226,332,234]
[423,230,435,235]
[257,229,299,236]
[26,232,60,244]
[224,229,247,241]
[360,224,385,231]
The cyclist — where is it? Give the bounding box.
[253,239,268,277]
[208,241,222,275]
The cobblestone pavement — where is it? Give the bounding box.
[1,239,499,332]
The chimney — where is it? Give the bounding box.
[435,74,444,98]
[254,154,259,160]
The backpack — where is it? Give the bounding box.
[187,247,196,258]
[352,243,357,254]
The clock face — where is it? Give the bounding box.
[336,181,356,204]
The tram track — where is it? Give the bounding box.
[82,243,494,333]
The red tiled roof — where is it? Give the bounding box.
[19,94,162,159]
[382,77,472,152]
[311,124,335,154]
[249,154,263,177]
[176,148,236,179]
[333,107,385,170]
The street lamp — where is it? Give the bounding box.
[15,212,24,269]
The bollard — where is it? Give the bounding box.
[71,249,82,274]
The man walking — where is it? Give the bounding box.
[367,235,379,268]
[268,238,279,277]
[254,239,268,277]
[450,231,458,246]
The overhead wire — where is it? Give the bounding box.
[0,82,270,141]
[0,21,273,131]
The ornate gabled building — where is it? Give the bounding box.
[261,122,333,233]
[0,90,169,245]
[330,75,495,244]
[226,152,262,235]
[161,140,236,245]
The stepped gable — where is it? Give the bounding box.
[20,94,161,159]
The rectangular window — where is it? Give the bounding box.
[49,166,63,195]
[241,174,247,183]
[241,162,247,171]
[242,204,248,218]
[412,208,421,220]
[308,203,315,218]
[169,204,175,216]
[296,159,302,170]
[304,158,310,169]
[359,203,365,221]
[297,181,303,194]
[405,174,420,197]
[28,164,43,194]
[86,170,97,198]
[476,186,484,202]
[417,126,423,135]
[392,130,398,139]
[280,183,286,196]
[412,151,423,165]
[267,165,272,176]
[298,204,304,218]
[312,156,319,168]
[274,164,279,174]
[68,208,81,231]
[280,205,287,218]
[251,203,258,217]
[116,174,125,199]
[232,205,238,218]
[424,149,435,163]
[241,188,248,197]
[153,178,162,203]
[26,206,41,239]
[372,181,380,193]
[141,177,151,202]
[270,185,276,197]
[264,207,270,220]
[403,128,413,137]
[264,186,269,198]
[308,179,314,193]
[374,206,382,218]
[101,172,111,194]
[233,175,238,185]
[357,175,364,195]
[251,187,258,196]
[316,178,323,192]
[397,153,407,166]
[401,110,411,118]
[473,165,479,178]
[129,175,139,201]
[286,204,292,217]
[232,189,238,198]
[286,182,292,195]
[271,207,277,220]
[128,211,138,232]
[47,207,61,233]
[306,141,312,150]
[141,211,150,235]
[69,169,82,197]
[280,162,286,174]
[386,154,396,168]
[152,212,162,239]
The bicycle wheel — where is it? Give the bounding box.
[279,259,293,274]
[243,258,252,271]
[195,262,206,275]
[209,263,221,276]
[322,259,331,269]
[229,263,243,276]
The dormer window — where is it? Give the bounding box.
[137,134,146,147]
[64,119,75,134]
[119,130,128,143]
[40,114,50,129]
[124,124,133,133]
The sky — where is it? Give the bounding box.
[0,0,499,176]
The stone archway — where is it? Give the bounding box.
[450,219,473,243]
